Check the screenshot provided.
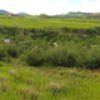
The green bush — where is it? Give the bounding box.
[87,46,100,69]
[25,47,46,66]
[6,44,19,58]
[74,48,89,67]
[47,46,77,67]
[0,45,7,60]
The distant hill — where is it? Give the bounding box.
[0,10,9,14]
[54,12,92,18]
[0,9,100,19]
[65,12,92,17]
[53,12,100,19]
[17,12,30,16]
[0,9,30,16]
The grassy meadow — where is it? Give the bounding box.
[0,15,100,99]
[0,62,100,100]
[0,15,100,29]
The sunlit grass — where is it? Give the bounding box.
[0,64,99,100]
[0,16,100,29]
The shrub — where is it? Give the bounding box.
[0,45,7,60]
[74,46,100,69]
[6,44,19,58]
[74,48,89,67]
[47,46,77,67]
[25,47,46,66]
[87,46,100,69]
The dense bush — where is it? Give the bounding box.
[0,17,100,69]
[22,44,100,69]
[25,47,46,66]
[87,46,100,69]
[0,45,7,60]
[0,43,20,62]
[6,44,19,58]
[46,47,77,67]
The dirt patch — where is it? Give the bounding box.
[92,69,100,75]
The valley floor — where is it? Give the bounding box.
[0,63,100,100]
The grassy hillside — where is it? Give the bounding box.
[0,62,100,100]
[0,15,100,69]
[0,15,100,100]
[0,15,100,29]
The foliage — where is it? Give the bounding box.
[46,46,76,67]
[0,16,100,68]
[0,45,7,60]
[25,47,46,66]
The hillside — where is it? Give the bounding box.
[0,15,99,68]
[0,14,99,100]
[50,12,100,19]
[1,10,100,19]
[0,9,30,16]
[17,12,30,16]
[0,10,8,14]
[0,15,100,29]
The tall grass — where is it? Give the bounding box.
[0,65,99,100]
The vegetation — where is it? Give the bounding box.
[0,15,100,68]
[0,15,100,99]
[1,15,100,29]
[0,63,99,100]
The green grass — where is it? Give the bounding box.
[0,63,99,100]
[0,15,100,29]
[0,15,100,100]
